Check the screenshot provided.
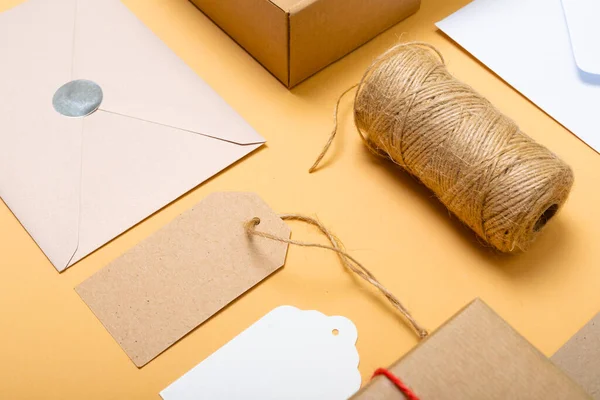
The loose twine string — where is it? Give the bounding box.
[245,215,429,339]
[243,41,573,348]
[310,42,574,252]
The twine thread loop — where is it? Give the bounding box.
[245,215,428,339]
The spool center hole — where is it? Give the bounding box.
[534,204,559,232]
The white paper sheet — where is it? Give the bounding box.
[437,0,600,154]
[160,306,361,400]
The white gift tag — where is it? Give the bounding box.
[160,306,361,400]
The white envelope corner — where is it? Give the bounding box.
[561,0,600,76]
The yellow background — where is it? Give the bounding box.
[1,0,599,398]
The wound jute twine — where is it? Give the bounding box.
[244,42,575,342]
[311,42,574,252]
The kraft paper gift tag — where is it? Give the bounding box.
[76,192,290,367]
[161,306,361,400]
[552,313,600,399]
[352,299,591,399]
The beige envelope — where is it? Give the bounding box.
[0,0,264,272]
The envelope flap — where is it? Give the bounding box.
[68,110,262,268]
[72,0,264,146]
[561,0,600,75]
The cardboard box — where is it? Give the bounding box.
[189,0,420,87]
[352,299,591,399]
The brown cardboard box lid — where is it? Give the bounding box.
[190,0,420,87]
[352,299,591,399]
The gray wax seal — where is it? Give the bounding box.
[52,79,103,117]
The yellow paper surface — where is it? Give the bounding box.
[0,0,599,398]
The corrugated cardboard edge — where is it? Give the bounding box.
[269,0,317,11]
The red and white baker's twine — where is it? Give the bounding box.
[372,368,420,400]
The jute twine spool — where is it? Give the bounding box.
[311,43,574,252]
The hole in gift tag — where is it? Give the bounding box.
[332,329,339,336]
[52,79,103,117]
